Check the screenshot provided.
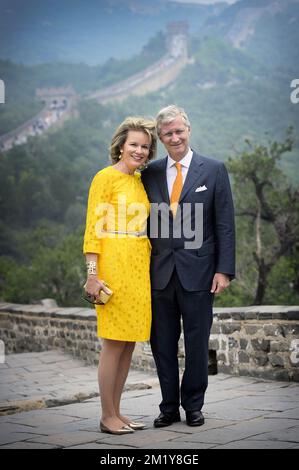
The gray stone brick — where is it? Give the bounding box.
[228,337,238,349]
[251,339,270,352]
[221,339,228,349]
[265,369,290,381]
[217,353,227,363]
[270,340,290,352]
[284,311,299,320]
[244,325,259,335]
[283,325,299,336]
[238,351,250,363]
[240,339,248,350]
[211,324,221,334]
[290,370,299,381]
[257,312,273,320]
[221,323,241,334]
[209,339,219,350]
[253,353,268,366]
[237,366,254,377]
[216,313,232,320]
[217,364,232,374]
[244,312,258,319]
[269,354,285,367]
[264,325,284,337]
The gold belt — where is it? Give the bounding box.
[102,230,147,237]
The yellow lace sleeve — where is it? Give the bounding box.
[83,170,112,254]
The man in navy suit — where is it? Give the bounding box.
[142,105,235,427]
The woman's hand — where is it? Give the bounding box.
[84,276,111,303]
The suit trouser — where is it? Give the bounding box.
[150,269,214,413]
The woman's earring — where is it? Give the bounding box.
[139,160,149,171]
[119,149,123,160]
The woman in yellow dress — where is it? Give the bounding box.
[83,117,156,435]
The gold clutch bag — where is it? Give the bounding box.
[98,282,113,304]
[83,281,113,305]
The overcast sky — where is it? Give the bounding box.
[171,0,238,5]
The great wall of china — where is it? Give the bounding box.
[0,22,189,152]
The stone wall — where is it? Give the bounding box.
[0,302,298,382]
[210,306,299,382]
[91,55,189,105]
[0,303,100,364]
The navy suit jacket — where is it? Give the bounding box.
[141,151,236,291]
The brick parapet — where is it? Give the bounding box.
[0,303,298,381]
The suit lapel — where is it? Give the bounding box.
[156,157,170,204]
[179,151,204,203]
[154,152,205,204]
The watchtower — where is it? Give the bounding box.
[167,21,188,59]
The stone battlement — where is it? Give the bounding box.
[0,302,298,382]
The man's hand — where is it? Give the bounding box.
[210,273,230,294]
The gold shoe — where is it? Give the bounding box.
[128,421,146,430]
[100,421,134,435]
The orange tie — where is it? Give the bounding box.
[170,162,183,216]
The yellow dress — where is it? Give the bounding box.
[83,166,151,342]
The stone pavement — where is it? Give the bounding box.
[0,351,299,449]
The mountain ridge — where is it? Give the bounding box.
[0,0,220,65]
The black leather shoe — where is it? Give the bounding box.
[185,410,205,427]
[154,411,181,428]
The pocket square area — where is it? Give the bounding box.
[195,185,207,192]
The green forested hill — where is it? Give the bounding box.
[0,32,166,134]
[0,101,113,308]
[0,0,217,65]
[1,0,298,306]
[114,35,299,182]
[202,0,299,75]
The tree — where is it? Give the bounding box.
[227,129,299,305]
[0,224,87,307]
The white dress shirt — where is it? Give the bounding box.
[166,148,193,198]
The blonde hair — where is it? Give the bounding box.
[110,117,157,164]
[156,105,190,136]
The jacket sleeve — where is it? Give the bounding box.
[214,162,236,279]
[83,171,112,255]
